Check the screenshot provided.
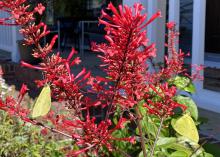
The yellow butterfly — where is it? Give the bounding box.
[172,114,199,143]
[32,85,51,118]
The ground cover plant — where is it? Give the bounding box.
[0,0,213,156]
[0,74,69,157]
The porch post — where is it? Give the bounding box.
[168,0,180,29]
[192,0,206,90]
[11,26,21,62]
[148,0,167,63]
[169,0,180,50]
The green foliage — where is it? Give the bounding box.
[111,75,213,157]
[170,151,188,157]
[175,96,198,120]
[169,76,196,94]
[111,127,139,157]
[203,143,220,157]
[0,111,65,157]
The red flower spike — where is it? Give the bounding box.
[92,3,160,111]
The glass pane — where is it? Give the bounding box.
[204,0,220,92]
[179,0,193,71]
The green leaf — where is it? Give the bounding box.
[172,114,199,143]
[157,137,177,147]
[184,83,196,94]
[137,100,147,115]
[175,95,198,120]
[203,152,214,157]
[138,146,150,157]
[168,137,202,156]
[135,115,158,137]
[136,102,160,137]
[171,76,196,93]
[170,151,188,157]
[32,85,51,118]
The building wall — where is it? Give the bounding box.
[0,11,21,62]
[0,12,13,54]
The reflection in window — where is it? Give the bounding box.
[179,0,193,74]
[179,0,193,54]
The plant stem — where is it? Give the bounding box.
[149,117,164,157]
[34,121,72,139]
[105,30,133,120]
[113,146,132,157]
[135,106,147,157]
[189,140,207,157]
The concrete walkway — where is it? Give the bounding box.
[199,108,220,142]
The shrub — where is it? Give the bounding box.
[0,110,65,157]
[0,1,213,157]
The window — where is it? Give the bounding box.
[52,0,122,21]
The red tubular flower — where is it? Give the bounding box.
[21,61,46,70]
[166,21,176,29]
[34,3,45,15]
[18,83,29,101]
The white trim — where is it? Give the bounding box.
[168,0,180,50]
[148,0,166,63]
[193,89,220,113]
[192,0,206,90]
[169,0,180,30]
[11,26,20,62]
[204,61,220,68]
[147,1,158,45]
[190,0,220,112]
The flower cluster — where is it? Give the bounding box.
[144,83,187,118]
